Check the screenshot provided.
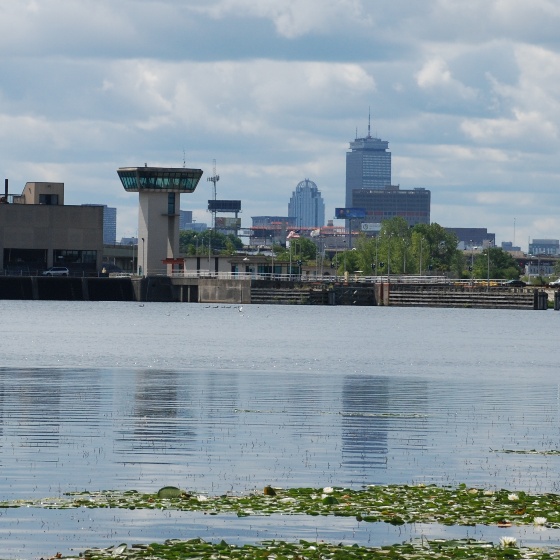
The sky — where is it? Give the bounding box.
[1,0,560,250]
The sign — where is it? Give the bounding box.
[215,217,241,228]
[335,207,366,219]
[208,200,241,212]
[361,222,381,232]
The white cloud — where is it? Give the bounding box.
[192,0,372,38]
[416,58,478,101]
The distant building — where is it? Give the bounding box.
[445,228,496,249]
[179,209,208,232]
[82,204,117,244]
[179,210,193,230]
[352,186,430,229]
[250,216,297,247]
[502,241,521,252]
[345,117,391,208]
[529,239,559,256]
[288,179,325,228]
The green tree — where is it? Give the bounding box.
[472,247,522,280]
[275,237,318,264]
[179,230,243,255]
[412,223,460,274]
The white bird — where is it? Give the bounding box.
[238,306,243,312]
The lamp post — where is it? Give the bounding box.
[486,244,491,291]
[375,234,379,274]
[419,237,423,276]
[387,234,391,282]
[141,237,145,277]
[470,240,474,287]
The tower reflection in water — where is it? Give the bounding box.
[342,376,427,476]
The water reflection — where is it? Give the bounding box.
[342,376,428,475]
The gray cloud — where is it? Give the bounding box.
[0,0,559,246]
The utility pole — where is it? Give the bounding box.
[207,160,220,271]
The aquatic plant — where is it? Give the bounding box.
[4,483,560,527]
[53,537,560,560]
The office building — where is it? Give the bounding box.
[352,186,430,229]
[83,204,117,244]
[345,118,391,208]
[529,239,559,256]
[288,179,325,228]
[1,182,103,273]
[179,210,193,230]
[446,228,496,249]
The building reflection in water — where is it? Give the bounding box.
[342,375,428,474]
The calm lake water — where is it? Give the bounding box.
[0,301,559,558]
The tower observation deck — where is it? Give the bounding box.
[117,166,203,276]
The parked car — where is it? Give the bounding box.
[42,267,69,276]
[549,278,560,287]
[503,279,526,287]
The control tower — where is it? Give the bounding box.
[117,165,203,275]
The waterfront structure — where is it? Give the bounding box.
[352,186,430,229]
[82,204,117,244]
[345,118,391,208]
[288,179,325,228]
[117,166,203,275]
[0,181,103,273]
[528,239,559,256]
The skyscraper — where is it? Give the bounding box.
[288,179,325,228]
[345,116,391,208]
[82,204,117,244]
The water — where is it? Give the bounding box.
[0,301,559,557]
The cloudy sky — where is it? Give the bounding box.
[1,0,559,249]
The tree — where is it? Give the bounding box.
[472,247,522,280]
[274,237,317,263]
[179,230,243,255]
[412,223,460,274]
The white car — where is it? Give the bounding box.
[549,278,560,287]
[42,266,69,276]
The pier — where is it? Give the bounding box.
[0,274,553,309]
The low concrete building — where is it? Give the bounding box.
[0,182,103,274]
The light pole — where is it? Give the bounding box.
[486,244,492,291]
[141,237,145,277]
[470,240,474,286]
[375,234,379,274]
[419,237,423,276]
[387,234,392,282]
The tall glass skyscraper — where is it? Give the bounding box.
[345,119,391,208]
[288,179,325,228]
[82,204,117,244]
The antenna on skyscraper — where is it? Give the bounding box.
[368,107,371,138]
[183,148,186,168]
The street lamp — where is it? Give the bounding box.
[419,237,423,276]
[141,237,145,277]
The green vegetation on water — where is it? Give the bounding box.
[9,483,560,558]
[77,537,560,560]
[5,484,560,527]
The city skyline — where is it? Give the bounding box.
[1,1,560,250]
